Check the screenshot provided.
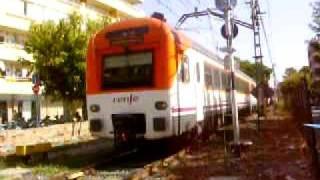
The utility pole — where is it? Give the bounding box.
[175,0,269,154]
[251,0,264,130]
[175,0,252,152]
[32,74,41,127]
[272,63,278,101]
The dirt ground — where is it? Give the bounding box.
[131,115,315,180]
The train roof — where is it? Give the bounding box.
[98,17,256,84]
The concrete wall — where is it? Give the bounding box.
[0,121,93,156]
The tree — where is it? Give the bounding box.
[283,67,297,79]
[279,66,312,109]
[237,58,272,82]
[24,13,111,119]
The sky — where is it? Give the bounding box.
[139,0,315,83]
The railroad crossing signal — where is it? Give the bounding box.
[221,23,239,39]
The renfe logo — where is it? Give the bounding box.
[112,94,139,105]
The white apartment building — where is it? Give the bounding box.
[0,0,144,123]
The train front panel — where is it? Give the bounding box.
[86,18,181,141]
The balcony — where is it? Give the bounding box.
[88,0,145,18]
[0,12,31,32]
[125,0,144,4]
[0,77,33,95]
[0,43,32,62]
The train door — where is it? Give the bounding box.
[195,62,204,122]
[175,55,196,135]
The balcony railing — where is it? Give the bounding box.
[125,0,143,4]
[90,0,145,18]
[0,43,33,62]
[0,77,33,95]
[4,76,32,82]
[0,12,31,32]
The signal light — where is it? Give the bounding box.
[90,104,100,112]
[155,101,168,110]
[151,12,166,22]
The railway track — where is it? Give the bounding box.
[66,139,185,180]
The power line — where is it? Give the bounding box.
[157,0,180,17]
[179,0,197,9]
[178,27,214,31]
[207,13,219,49]
[264,0,271,20]
[260,17,278,86]
[174,0,192,12]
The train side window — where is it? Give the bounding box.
[235,77,240,92]
[204,64,213,89]
[196,62,200,82]
[222,72,229,89]
[235,77,248,93]
[213,68,221,89]
[180,55,190,83]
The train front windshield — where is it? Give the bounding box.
[102,52,153,89]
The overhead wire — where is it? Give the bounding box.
[207,12,220,50]
[260,17,278,86]
[174,0,191,13]
[264,0,271,20]
[179,0,198,10]
[156,0,180,17]
[174,0,207,34]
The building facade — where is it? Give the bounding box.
[0,0,144,123]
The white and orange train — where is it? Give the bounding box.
[86,15,256,145]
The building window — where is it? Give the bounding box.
[15,67,22,78]
[18,101,23,114]
[31,101,36,118]
[7,34,16,44]
[5,67,12,77]
[8,0,25,16]
[0,101,8,124]
[0,69,5,77]
[0,31,5,44]
[0,36,4,43]
[28,3,45,20]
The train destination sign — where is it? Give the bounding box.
[106,26,149,46]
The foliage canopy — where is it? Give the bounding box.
[237,58,272,83]
[24,13,110,102]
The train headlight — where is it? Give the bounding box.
[155,101,168,110]
[90,104,100,112]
